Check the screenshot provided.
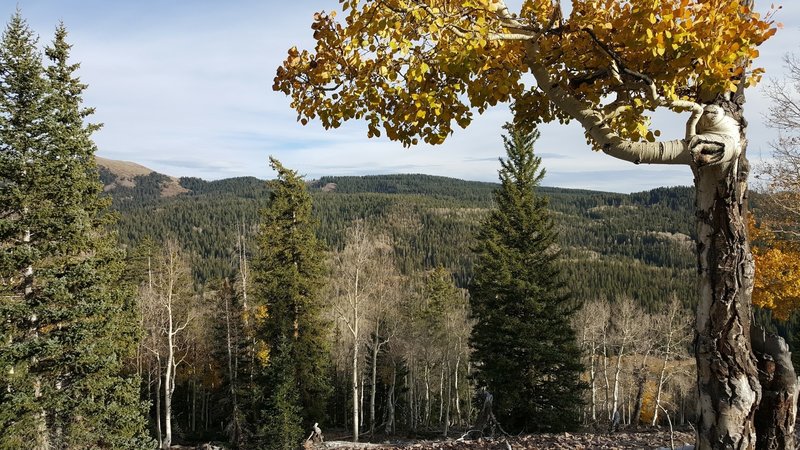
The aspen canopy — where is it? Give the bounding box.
[273,0,776,150]
[274,1,793,449]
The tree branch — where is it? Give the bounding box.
[524,42,691,165]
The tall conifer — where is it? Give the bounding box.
[0,15,150,448]
[469,125,584,432]
[250,157,331,448]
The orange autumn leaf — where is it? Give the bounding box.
[750,218,800,320]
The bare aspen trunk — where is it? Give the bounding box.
[352,324,359,442]
[155,357,162,448]
[438,366,444,424]
[692,155,760,449]
[444,360,451,437]
[602,330,611,419]
[164,323,174,449]
[224,288,240,444]
[360,371,366,428]
[466,362,473,423]
[370,330,379,436]
[237,225,256,389]
[590,349,597,422]
[238,222,249,311]
[454,352,461,426]
[146,367,152,437]
[424,363,430,426]
[611,340,626,422]
[653,332,673,426]
[385,363,396,434]
[631,352,650,427]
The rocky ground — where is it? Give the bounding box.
[313,429,696,449]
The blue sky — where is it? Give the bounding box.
[8,1,800,192]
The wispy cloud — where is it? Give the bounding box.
[8,0,800,193]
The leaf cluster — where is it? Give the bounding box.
[274,0,779,147]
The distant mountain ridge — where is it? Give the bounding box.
[96,156,187,197]
[98,156,700,313]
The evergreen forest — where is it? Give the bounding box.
[105,169,699,311]
[97,156,799,447]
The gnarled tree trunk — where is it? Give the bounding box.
[692,99,797,450]
[692,139,760,449]
[752,326,798,450]
[524,31,798,446]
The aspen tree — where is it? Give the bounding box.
[275,1,793,447]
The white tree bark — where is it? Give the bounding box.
[610,309,632,423]
[154,356,162,448]
[518,32,796,447]
[652,297,689,426]
[520,17,798,442]
[454,350,461,426]
[146,242,191,450]
[330,221,387,442]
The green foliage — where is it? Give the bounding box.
[414,266,461,346]
[0,15,150,448]
[469,125,584,432]
[256,337,304,450]
[105,169,698,311]
[250,158,331,434]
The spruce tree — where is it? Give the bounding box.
[257,337,304,450]
[249,157,331,448]
[469,125,584,433]
[0,16,150,448]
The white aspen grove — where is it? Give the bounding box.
[140,274,164,447]
[630,314,657,427]
[365,235,403,437]
[329,220,376,443]
[653,296,693,426]
[143,241,193,449]
[441,289,471,436]
[609,297,640,426]
[572,298,611,423]
[573,296,696,428]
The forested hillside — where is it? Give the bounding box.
[93,160,799,446]
[101,163,697,312]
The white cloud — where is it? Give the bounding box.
[8,0,800,192]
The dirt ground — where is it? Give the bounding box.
[314,429,696,449]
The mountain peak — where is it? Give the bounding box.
[96,156,188,197]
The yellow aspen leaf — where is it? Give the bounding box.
[275,0,778,147]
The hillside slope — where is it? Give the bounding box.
[96,156,187,196]
[100,162,698,311]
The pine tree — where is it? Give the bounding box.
[0,16,151,448]
[249,157,331,447]
[257,337,304,450]
[469,125,585,433]
[0,13,50,447]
